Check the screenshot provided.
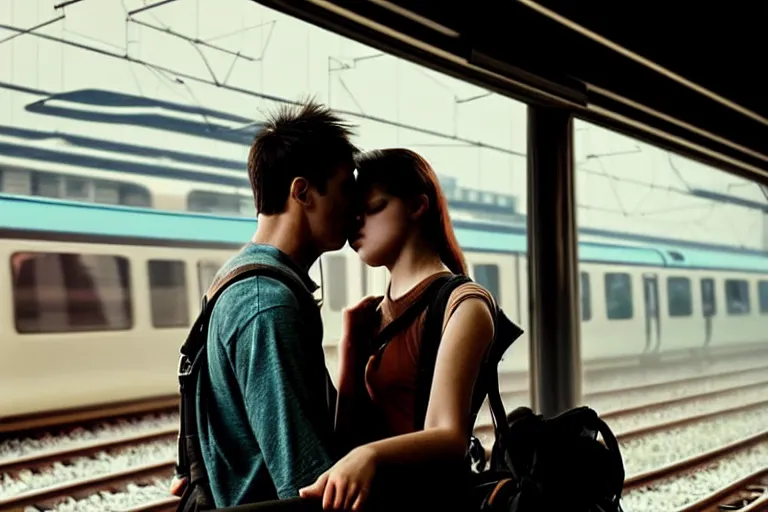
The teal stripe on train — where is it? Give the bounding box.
[1,193,767,272]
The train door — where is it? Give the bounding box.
[642,274,661,353]
[700,278,716,348]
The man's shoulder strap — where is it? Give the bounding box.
[204,260,334,409]
[180,262,318,364]
[203,262,314,313]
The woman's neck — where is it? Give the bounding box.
[387,239,449,300]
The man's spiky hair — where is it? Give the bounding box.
[247,100,358,214]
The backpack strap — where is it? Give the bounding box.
[594,416,626,505]
[204,263,315,308]
[412,276,525,449]
[486,361,519,480]
[413,274,473,431]
[368,274,455,369]
[179,263,317,390]
[482,310,524,478]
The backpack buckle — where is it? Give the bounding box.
[178,354,193,379]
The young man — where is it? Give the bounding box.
[180,101,358,507]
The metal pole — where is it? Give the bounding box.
[526,106,581,417]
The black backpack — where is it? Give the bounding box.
[174,263,335,512]
[459,340,625,507]
[477,406,626,511]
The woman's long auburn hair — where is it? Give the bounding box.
[354,148,468,276]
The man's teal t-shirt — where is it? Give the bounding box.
[195,243,336,507]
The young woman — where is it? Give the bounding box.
[299,148,497,511]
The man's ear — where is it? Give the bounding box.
[409,194,429,221]
[290,177,312,207]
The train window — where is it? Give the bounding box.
[0,168,33,195]
[667,277,692,317]
[724,279,751,315]
[148,260,189,328]
[198,261,221,297]
[25,171,151,207]
[325,255,347,311]
[65,177,90,200]
[188,190,251,216]
[473,264,501,303]
[758,281,768,314]
[604,273,633,320]
[11,252,132,333]
[700,278,716,316]
[120,184,151,207]
[94,181,121,205]
[580,271,591,321]
[37,174,61,198]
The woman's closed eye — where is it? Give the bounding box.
[365,200,386,216]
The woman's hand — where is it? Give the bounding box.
[339,296,382,369]
[299,445,378,511]
[342,295,382,340]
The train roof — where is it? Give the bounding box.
[2,193,767,273]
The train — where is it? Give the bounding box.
[1,192,767,420]
[0,194,768,417]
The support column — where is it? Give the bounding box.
[526,106,581,417]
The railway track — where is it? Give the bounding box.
[473,371,768,437]
[621,435,768,511]
[3,351,768,511]
[497,362,768,405]
[2,347,765,439]
[674,467,768,512]
[0,460,174,511]
[0,396,179,437]
[0,426,177,476]
[476,390,768,455]
[624,432,768,492]
[496,346,768,389]
[6,395,767,511]
[8,417,765,510]
[0,425,177,510]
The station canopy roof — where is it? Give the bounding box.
[256,0,768,184]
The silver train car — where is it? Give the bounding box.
[1,193,767,419]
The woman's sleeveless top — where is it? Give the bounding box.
[364,271,496,436]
